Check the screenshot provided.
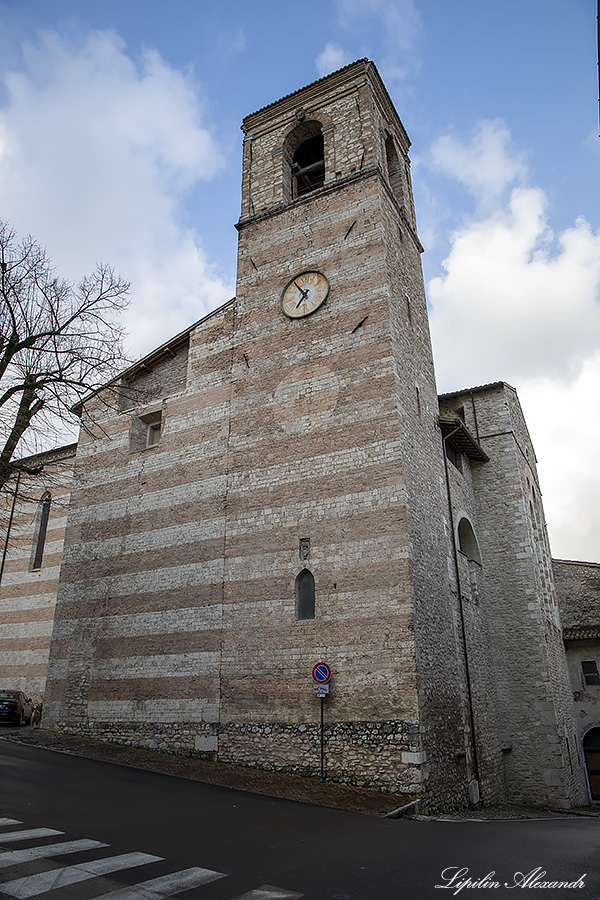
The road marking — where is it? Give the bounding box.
[0,839,109,869]
[0,829,63,844]
[92,866,227,898]
[0,819,303,900]
[232,884,304,900]
[231,888,304,900]
[1,851,163,898]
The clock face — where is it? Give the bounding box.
[280,271,329,319]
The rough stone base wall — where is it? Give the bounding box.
[46,718,423,795]
[218,720,422,793]
[45,720,215,756]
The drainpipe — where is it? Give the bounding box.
[440,427,481,794]
[0,469,21,588]
[468,391,481,441]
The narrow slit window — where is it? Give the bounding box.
[295,569,315,620]
[33,494,51,570]
[385,134,403,203]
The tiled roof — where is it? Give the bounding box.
[245,59,369,120]
[563,626,600,641]
[438,382,508,401]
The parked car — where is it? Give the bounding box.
[0,691,33,726]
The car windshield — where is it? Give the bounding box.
[0,691,20,699]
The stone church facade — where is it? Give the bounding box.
[0,444,76,700]
[2,61,597,810]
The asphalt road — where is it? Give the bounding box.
[0,738,598,899]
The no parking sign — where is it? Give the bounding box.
[312,663,331,685]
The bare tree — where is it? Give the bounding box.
[0,220,130,491]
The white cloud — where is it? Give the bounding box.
[0,28,233,359]
[429,187,600,388]
[427,121,600,562]
[431,120,527,211]
[519,359,600,563]
[316,43,352,77]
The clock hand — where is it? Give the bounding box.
[294,284,310,308]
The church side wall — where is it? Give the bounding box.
[436,399,508,805]
[0,447,76,703]
[463,386,587,806]
[43,306,235,754]
[380,191,495,809]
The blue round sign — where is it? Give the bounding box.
[312,663,331,684]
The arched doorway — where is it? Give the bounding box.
[583,728,600,801]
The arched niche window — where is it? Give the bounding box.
[457,517,482,565]
[32,493,51,570]
[385,132,403,204]
[284,121,325,202]
[529,500,537,525]
[295,569,315,620]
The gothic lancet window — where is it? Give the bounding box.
[32,493,51,570]
[295,569,315,620]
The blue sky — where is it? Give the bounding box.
[0,0,598,561]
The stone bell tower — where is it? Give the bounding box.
[217,60,482,808]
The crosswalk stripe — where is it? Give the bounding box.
[230,887,304,900]
[92,866,227,899]
[0,829,63,844]
[0,839,109,869]
[0,821,303,900]
[1,851,163,898]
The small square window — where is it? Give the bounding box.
[582,660,600,686]
[129,410,163,452]
[146,420,161,447]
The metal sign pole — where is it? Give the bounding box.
[320,695,325,783]
[312,662,331,785]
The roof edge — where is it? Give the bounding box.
[12,442,78,467]
[72,297,236,415]
[243,59,370,122]
[438,381,514,401]
[553,558,600,569]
